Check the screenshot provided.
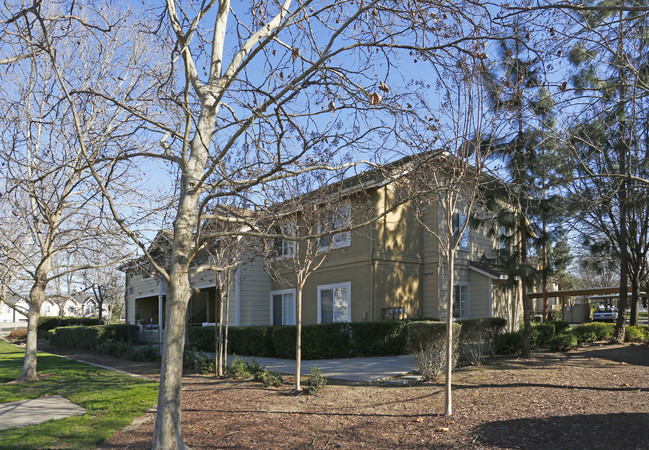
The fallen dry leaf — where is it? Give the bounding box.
[435,427,450,433]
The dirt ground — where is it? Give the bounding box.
[58,342,646,449]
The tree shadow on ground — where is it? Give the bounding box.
[568,343,649,367]
[471,412,649,449]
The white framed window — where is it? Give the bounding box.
[270,289,296,325]
[318,204,351,250]
[272,222,295,258]
[43,303,51,314]
[317,282,351,323]
[452,212,469,249]
[2,304,10,314]
[453,284,469,319]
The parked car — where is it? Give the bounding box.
[592,307,618,322]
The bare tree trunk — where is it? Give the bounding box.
[224,272,231,370]
[542,217,548,321]
[19,293,43,382]
[217,287,224,377]
[630,275,639,326]
[153,270,191,450]
[520,219,532,358]
[444,247,454,416]
[296,280,303,392]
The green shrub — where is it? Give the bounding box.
[625,325,649,343]
[546,310,562,321]
[47,324,140,350]
[407,321,461,380]
[228,326,275,356]
[572,322,615,343]
[304,366,327,395]
[225,356,253,379]
[350,320,410,356]
[38,316,105,332]
[549,332,578,352]
[183,349,215,374]
[270,326,296,359]
[259,370,284,387]
[126,345,160,362]
[187,326,217,352]
[531,323,556,347]
[109,324,140,343]
[303,323,353,359]
[547,320,570,334]
[495,331,522,355]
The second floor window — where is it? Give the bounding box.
[273,222,295,258]
[452,212,469,249]
[319,205,351,250]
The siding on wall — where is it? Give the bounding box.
[127,275,160,323]
[468,270,491,318]
[238,257,271,326]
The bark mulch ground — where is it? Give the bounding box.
[82,342,649,449]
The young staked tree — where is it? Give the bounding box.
[261,175,372,392]
[403,43,499,416]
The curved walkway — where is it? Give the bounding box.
[0,395,86,430]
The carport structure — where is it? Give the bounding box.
[527,287,647,323]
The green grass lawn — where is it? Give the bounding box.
[0,339,159,449]
[640,312,648,318]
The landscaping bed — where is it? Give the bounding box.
[99,342,649,449]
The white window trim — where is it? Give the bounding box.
[317,282,352,324]
[275,222,295,259]
[270,288,296,326]
[453,283,470,319]
[318,204,352,251]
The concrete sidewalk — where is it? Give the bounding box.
[227,354,416,382]
[0,395,86,430]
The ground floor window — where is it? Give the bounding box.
[271,290,296,325]
[453,284,469,319]
[318,282,351,323]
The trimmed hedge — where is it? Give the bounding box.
[625,325,649,343]
[457,317,506,336]
[571,322,615,343]
[495,331,522,354]
[38,316,105,332]
[188,318,449,359]
[48,324,139,351]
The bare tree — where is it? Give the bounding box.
[1,1,501,446]
[402,48,500,416]
[0,2,154,381]
[262,176,364,391]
